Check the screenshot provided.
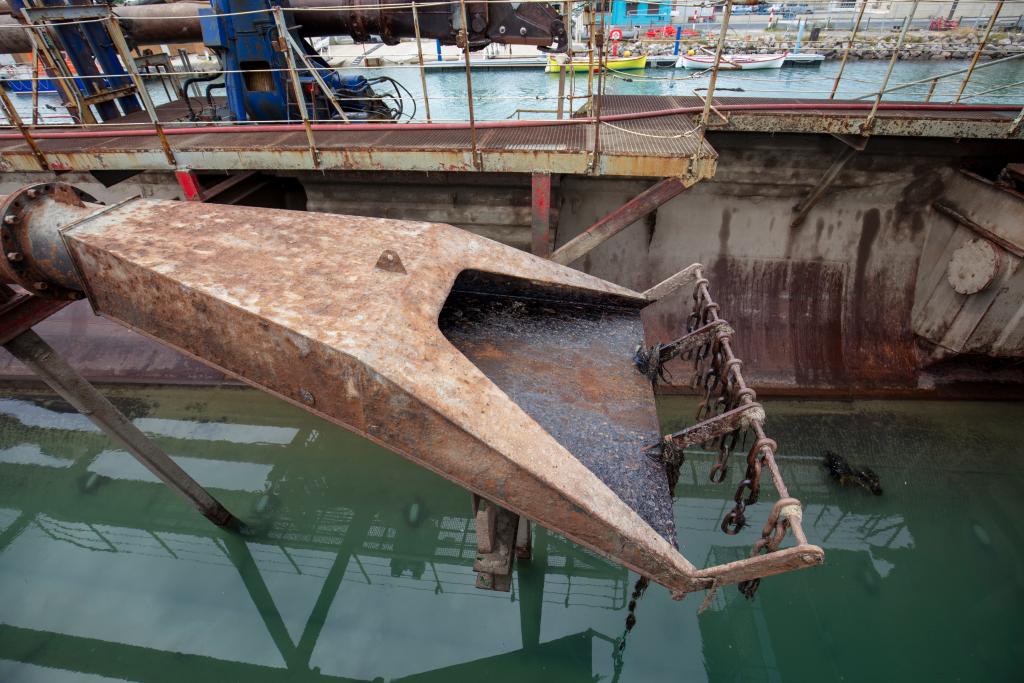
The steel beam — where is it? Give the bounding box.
[530,173,552,257]
[551,177,689,266]
[2,328,237,527]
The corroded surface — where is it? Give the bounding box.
[58,198,707,593]
[440,293,676,543]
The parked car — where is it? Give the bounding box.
[782,4,814,17]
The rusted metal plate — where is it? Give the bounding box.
[55,197,706,594]
[440,290,676,543]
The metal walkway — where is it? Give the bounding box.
[0,95,718,178]
[2,96,1017,178]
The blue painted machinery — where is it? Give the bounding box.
[198,0,407,122]
[2,0,567,124]
[5,0,142,124]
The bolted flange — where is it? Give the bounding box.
[0,182,99,300]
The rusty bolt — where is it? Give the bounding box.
[6,251,22,262]
[32,282,48,291]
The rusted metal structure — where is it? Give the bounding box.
[0,181,823,599]
[0,1,568,55]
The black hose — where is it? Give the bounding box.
[182,71,221,120]
[205,82,226,109]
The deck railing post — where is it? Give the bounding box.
[592,3,607,168]
[829,0,868,99]
[277,17,349,123]
[19,8,91,124]
[29,43,39,125]
[3,328,238,528]
[586,4,595,112]
[954,0,1004,103]
[700,0,734,132]
[0,85,48,170]
[863,0,919,133]
[105,16,177,167]
[412,3,432,123]
[457,0,480,169]
[272,6,320,169]
[1011,107,1024,136]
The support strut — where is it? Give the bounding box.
[551,177,690,266]
[3,328,238,527]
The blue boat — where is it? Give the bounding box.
[2,74,86,93]
[3,77,58,93]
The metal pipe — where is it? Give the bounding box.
[829,0,867,99]
[0,102,1018,141]
[954,0,1004,103]
[863,0,920,133]
[3,328,238,527]
[0,1,567,55]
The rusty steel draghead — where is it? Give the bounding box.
[0,182,823,602]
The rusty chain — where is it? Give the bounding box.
[640,266,805,599]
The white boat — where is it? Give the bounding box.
[784,53,826,65]
[676,53,786,70]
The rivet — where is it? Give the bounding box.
[32,281,48,290]
[6,251,22,262]
[520,26,527,35]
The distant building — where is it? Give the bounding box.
[606,1,673,28]
[826,1,1007,20]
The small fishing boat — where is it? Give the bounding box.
[545,54,647,73]
[676,52,786,70]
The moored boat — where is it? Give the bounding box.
[676,52,786,70]
[545,54,647,72]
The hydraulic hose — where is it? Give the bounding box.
[181,71,222,120]
[0,102,1019,140]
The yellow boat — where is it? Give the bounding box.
[545,54,647,73]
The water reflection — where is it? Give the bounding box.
[0,390,1021,681]
[0,391,632,681]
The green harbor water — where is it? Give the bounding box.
[0,387,1021,682]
